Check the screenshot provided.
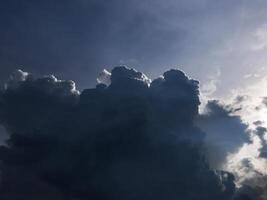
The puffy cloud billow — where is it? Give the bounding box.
[197,100,251,169]
[0,66,257,200]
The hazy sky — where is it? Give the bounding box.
[1,0,267,98]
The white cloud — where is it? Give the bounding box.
[199,67,221,112]
[96,69,111,86]
[214,75,267,186]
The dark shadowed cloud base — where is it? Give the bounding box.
[0,66,242,200]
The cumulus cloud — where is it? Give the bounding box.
[96,69,111,86]
[0,66,237,200]
[197,100,250,169]
[6,69,79,97]
[216,90,267,200]
[4,69,31,90]
[253,125,267,159]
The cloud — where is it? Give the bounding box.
[0,125,8,145]
[4,69,31,90]
[197,100,250,169]
[200,67,221,98]
[251,23,267,51]
[261,97,267,107]
[217,91,267,199]
[234,183,264,200]
[0,69,79,138]
[96,69,111,86]
[6,69,80,97]
[0,67,236,200]
[254,120,264,126]
[253,125,267,159]
[234,95,249,105]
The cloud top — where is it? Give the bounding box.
[0,66,251,200]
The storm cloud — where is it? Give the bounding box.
[0,67,238,200]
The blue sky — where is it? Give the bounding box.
[1,0,267,97]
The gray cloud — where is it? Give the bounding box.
[254,125,267,158]
[0,67,237,200]
[197,100,250,169]
[262,97,267,107]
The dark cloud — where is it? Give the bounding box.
[253,120,264,126]
[197,100,250,169]
[234,184,264,200]
[255,126,267,140]
[262,97,267,107]
[234,95,249,105]
[0,126,8,145]
[0,67,236,199]
[230,124,267,200]
[234,173,267,200]
[256,97,267,111]
[255,106,261,111]
[253,125,267,158]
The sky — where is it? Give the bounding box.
[1,0,267,199]
[1,0,267,95]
